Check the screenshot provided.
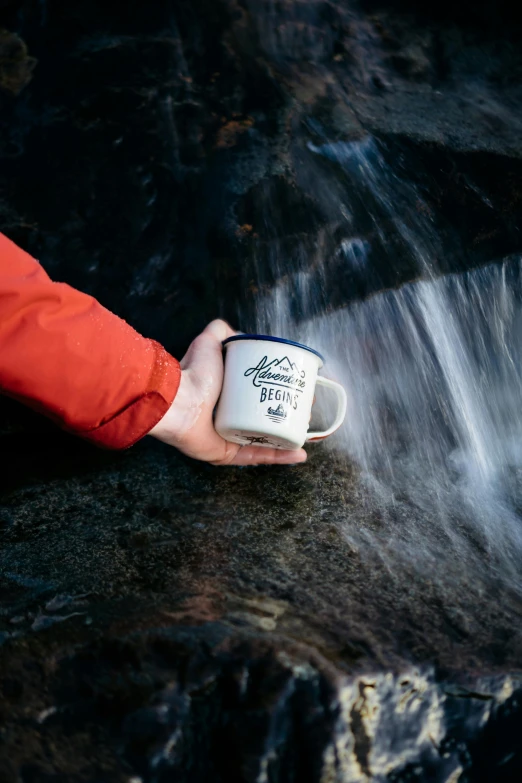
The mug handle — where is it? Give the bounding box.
[306,377,347,442]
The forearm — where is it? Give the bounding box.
[0,233,181,448]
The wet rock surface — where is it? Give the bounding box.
[2,1,522,344]
[1,438,522,781]
[1,1,522,780]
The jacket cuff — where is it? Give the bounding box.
[72,342,181,450]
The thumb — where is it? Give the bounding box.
[202,319,237,343]
[181,319,235,376]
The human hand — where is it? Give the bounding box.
[148,320,308,466]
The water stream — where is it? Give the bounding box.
[254,137,522,593]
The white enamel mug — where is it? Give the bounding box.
[215,334,347,450]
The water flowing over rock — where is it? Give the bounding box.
[2,1,522,781]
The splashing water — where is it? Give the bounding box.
[254,137,522,591]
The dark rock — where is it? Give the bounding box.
[2,1,522,347]
[1,440,522,780]
[0,28,36,94]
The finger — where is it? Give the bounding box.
[202,319,237,342]
[180,320,237,372]
[181,319,237,370]
[213,446,307,466]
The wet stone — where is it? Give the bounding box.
[0,438,520,781]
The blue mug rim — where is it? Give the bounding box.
[222,333,325,363]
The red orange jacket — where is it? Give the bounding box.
[0,232,181,448]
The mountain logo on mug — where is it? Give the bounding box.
[266,403,287,423]
[244,356,306,391]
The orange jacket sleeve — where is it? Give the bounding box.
[0,232,181,449]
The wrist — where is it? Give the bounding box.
[148,371,198,443]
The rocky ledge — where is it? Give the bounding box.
[1,435,522,781]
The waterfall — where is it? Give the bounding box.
[254,137,522,591]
